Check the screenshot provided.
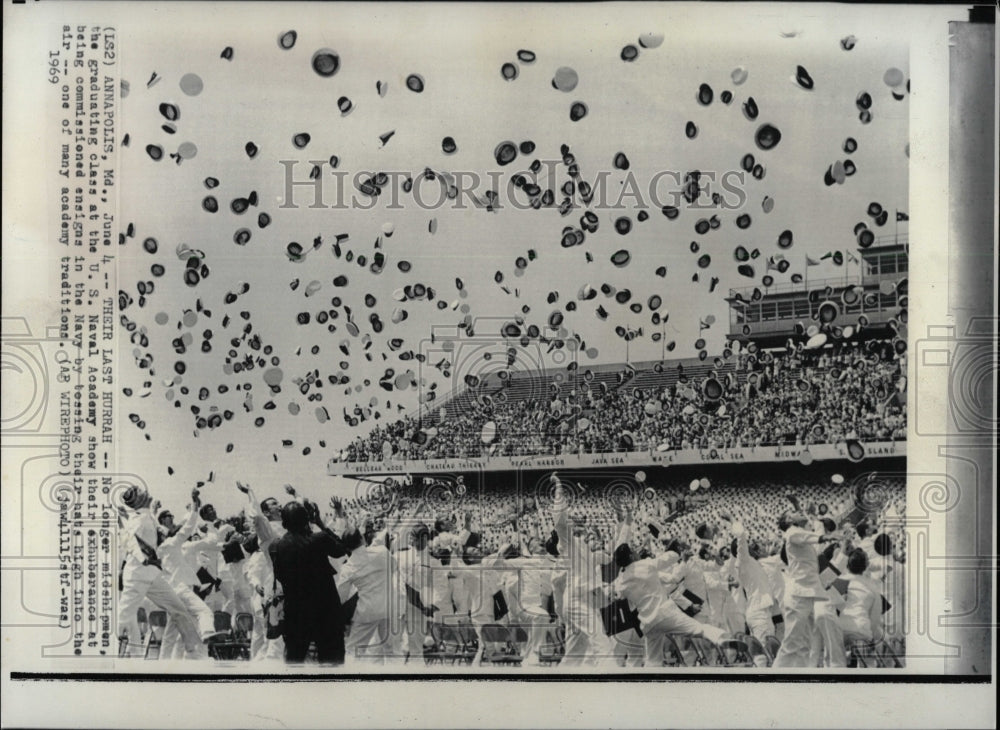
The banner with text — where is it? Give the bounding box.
[327,441,905,476]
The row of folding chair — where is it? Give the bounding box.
[118,609,253,660]
[121,609,899,668]
[660,634,759,668]
[425,620,479,665]
[480,624,529,665]
[423,617,569,667]
[207,611,253,660]
[537,624,566,665]
[117,608,168,659]
[424,624,902,669]
[719,631,904,669]
[848,638,904,668]
[427,623,752,668]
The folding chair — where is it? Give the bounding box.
[207,611,236,660]
[739,633,770,667]
[719,638,753,667]
[667,634,698,667]
[690,636,726,666]
[232,612,254,660]
[436,613,477,662]
[848,638,901,668]
[886,637,905,667]
[455,622,479,665]
[509,625,530,662]
[428,623,464,665]
[877,640,904,668]
[479,623,523,665]
[663,634,693,667]
[117,607,150,657]
[144,610,167,660]
[537,623,566,666]
[847,639,879,667]
[762,634,781,665]
[212,610,233,631]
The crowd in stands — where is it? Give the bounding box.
[116,463,906,669]
[339,339,907,463]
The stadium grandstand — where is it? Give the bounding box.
[330,239,907,471]
[120,241,908,670]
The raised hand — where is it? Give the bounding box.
[305,499,322,526]
[235,481,250,494]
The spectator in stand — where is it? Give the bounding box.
[337,340,906,463]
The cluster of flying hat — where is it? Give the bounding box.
[118,28,908,471]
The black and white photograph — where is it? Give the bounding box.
[1,2,995,728]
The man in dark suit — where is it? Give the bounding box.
[269,499,350,664]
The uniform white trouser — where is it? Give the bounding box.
[772,595,820,668]
[404,602,431,660]
[118,566,205,658]
[160,581,215,659]
[743,608,776,666]
[560,596,610,666]
[472,601,513,664]
[810,601,846,667]
[450,576,471,615]
[250,593,267,659]
[839,615,874,644]
[347,617,400,663]
[511,605,550,665]
[746,608,776,642]
[642,602,726,667]
[229,569,254,617]
[722,597,748,636]
[248,593,285,660]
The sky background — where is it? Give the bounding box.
[113,3,909,515]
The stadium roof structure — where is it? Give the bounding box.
[725,238,908,349]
